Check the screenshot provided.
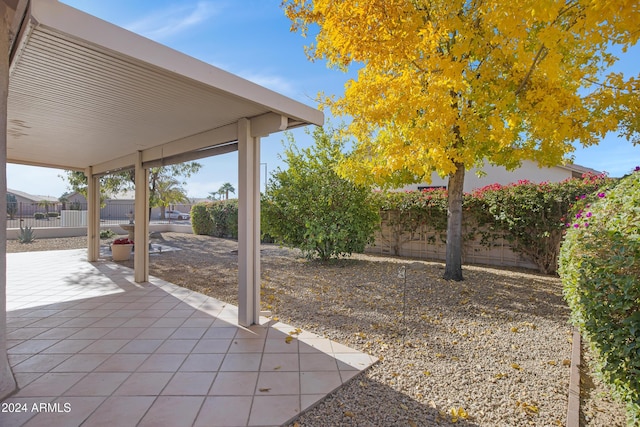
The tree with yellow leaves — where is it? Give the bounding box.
[283,0,639,280]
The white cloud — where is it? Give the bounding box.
[238,71,297,97]
[125,1,218,41]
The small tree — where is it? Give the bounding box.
[6,193,17,220]
[155,177,189,219]
[218,182,235,200]
[262,126,379,261]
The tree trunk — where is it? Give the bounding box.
[443,163,465,281]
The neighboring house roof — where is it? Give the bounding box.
[557,163,602,177]
[7,188,58,203]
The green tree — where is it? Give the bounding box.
[6,193,17,220]
[64,162,201,212]
[217,182,236,200]
[262,126,379,261]
[36,199,54,218]
[284,0,639,280]
[154,177,189,219]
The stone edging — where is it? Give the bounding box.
[567,328,581,427]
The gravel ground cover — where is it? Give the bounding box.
[7,234,627,426]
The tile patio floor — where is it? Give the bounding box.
[1,249,377,427]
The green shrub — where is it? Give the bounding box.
[47,212,59,218]
[474,174,610,274]
[33,212,46,220]
[559,169,640,423]
[18,224,35,243]
[191,200,239,239]
[191,203,214,235]
[373,173,611,274]
[208,200,239,239]
[100,229,116,239]
[262,127,379,260]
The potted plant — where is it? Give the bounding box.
[111,237,134,261]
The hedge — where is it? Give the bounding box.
[191,200,239,239]
[559,168,640,423]
[370,172,611,274]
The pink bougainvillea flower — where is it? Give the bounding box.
[597,192,606,198]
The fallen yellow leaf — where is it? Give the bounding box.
[285,336,293,344]
[344,410,355,418]
[511,363,522,370]
[450,406,469,423]
[562,359,571,366]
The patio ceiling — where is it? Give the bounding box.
[7,0,323,173]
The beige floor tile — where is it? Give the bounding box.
[154,339,198,354]
[179,353,224,372]
[220,353,262,372]
[81,396,155,427]
[202,326,237,339]
[22,396,106,427]
[41,339,94,354]
[263,338,299,354]
[8,339,58,354]
[162,371,216,395]
[79,339,130,354]
[227,338,266,353]
[51,354,111,372]
[138,396,204,427]
[256,371,300,395]
[14,372,86,397]
[194,396,252,427]
[260,353,299,372]
[12,354,71,373]
[136,353,187,372]
[248,395,300,426]
[300,371,343,394]
[299,353,339,371]
[113,372,173,395]
[64,372,130,396]
[209,372,258,396]
[136,327,177,339]
[0,397,54,427]
[94,353,149,372]
[191,339,232,353]
[117,339,164,354]
[299,338,334,354]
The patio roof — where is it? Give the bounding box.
[7,0,323,173]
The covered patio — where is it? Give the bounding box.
[1,0,378,421]
[1,250,376,426]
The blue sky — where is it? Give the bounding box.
[7,0,639,199]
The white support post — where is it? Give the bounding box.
[0,1,17,400]
[237,118,261,326]
[134,151,149,283]
[86,167,100,262]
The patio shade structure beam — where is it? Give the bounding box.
[2,0,323,398]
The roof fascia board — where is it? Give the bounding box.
[91,152,138,177]
[29,0,324,127]
[141,122,238,166]
[143,142,238,169]
[7,158,84,172]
